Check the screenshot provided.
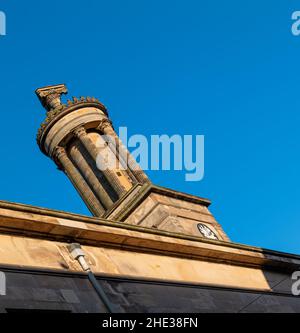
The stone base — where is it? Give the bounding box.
[106,184,229,241]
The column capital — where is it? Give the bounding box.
[36,84,68,112]
[54,146,66,159]
[53,146,67,171]
[72,126,87,139]
[96,118,114,134]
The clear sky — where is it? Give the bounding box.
[0,1,299,254]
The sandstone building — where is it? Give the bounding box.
[0,84,299,312]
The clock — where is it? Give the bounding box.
[197,223,218,240]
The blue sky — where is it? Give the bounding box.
[0,1,300,254]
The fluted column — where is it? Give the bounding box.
[68,141,115,209]
[97,119,150,184]
[54,147,105,216]
[73,126,129,197]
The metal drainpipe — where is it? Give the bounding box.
[67,243,116,313]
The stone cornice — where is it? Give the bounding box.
[0,199,299,272]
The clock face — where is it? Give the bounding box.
[197,223,218,240]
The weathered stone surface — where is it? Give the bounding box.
[117,188,230,240]
[36,84,150,218]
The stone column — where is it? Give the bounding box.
[68,141,115,209]
[97,119,150,184]
[73,126,128,197]
[54,147,105,216]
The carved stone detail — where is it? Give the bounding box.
[96,119,114,133]
[36,93,107,145]
[72,126,86,139]
[36,84,68,112]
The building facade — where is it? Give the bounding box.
[0,84,299,312]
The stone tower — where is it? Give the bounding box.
[36,84,229,241]
[36,84,149,217]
